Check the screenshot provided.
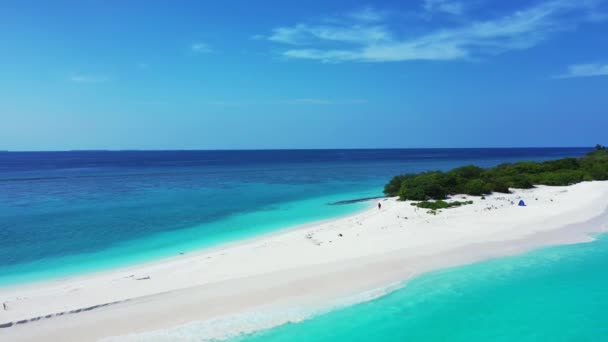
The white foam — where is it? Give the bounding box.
[101,281,406,342]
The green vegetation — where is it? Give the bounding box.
[411,200,473,210]
[384,146,608,201]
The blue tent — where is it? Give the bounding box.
[518,200,526,207]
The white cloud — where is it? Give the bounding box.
[268,24,392,45]
[553,63,608,78]
[347,7,385,22]
[191,42,213,54]
[424,0,464,16]
[68,74,110,83]
[261,0,605,63]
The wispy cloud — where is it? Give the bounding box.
[346,7,386,22]
[553,63,608,78]
[587,10,608,22]
[424,0,464,16]
[68,74,110,83]
[268,23,392,46]
[191,42,213,54]
[259,0,605,63]
[250,34,265,40]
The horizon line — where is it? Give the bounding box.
[0,146,596,153]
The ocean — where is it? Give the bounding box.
[0,148,593,288]
[234,233,608,342]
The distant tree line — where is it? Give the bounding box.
[384,145,608,201]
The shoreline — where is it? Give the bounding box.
[0,189,378,289]
[1,181,608,341]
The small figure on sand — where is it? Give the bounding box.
[378,202,382,210]
[3,302,7,311]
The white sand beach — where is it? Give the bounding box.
[2,181,608,341]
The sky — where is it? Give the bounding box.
[1,0,607,150]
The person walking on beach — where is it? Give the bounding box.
[2,302,7,311]
[378,202,382,210]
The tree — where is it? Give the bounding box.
[385,148,608,201]
[384,174,415,196]
[399,172,448,201]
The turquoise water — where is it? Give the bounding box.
[3,149,605,340]
[236,235,608,342]
[0,149,591,286]
[0,188,372,286]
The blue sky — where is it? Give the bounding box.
[1,0,607,150]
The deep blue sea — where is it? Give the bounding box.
[0,148,592,287]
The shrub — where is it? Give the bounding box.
[585,149,608,162]
[386,145,608,201]
[463,179,493,196]
[511,161,547,174]
[488,180,511,194]
[586,163,608,180]
[449,165,484,179]
[384,174,415,196]
[399,172,448,201]
[411,200,473,210]
[542,158,579,172]
[503,174,534,189]
[531,170,585,186]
